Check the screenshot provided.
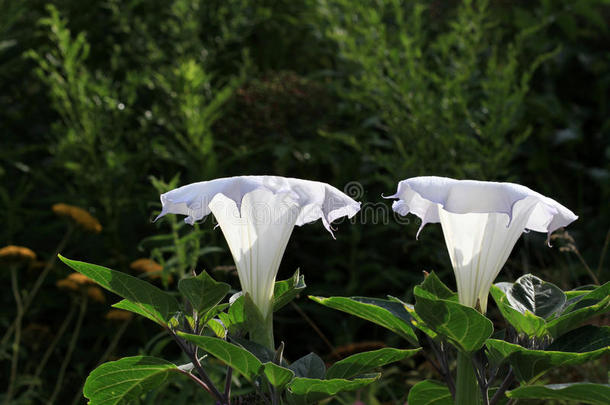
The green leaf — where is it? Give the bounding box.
[326,347,421,379]
[547,325,610,353]
[59,255,180,326]
[564,282,610,313]
[287,375,378,404]
[230,336,276,363]
[485,338,610,382]
[419,272,457,301]
[206,318,227,338]
[178,271,230,316]
[83,356,183,405]
[547,296,610,338]
[546,284,610,338]
[407,380,453,405]
[388,296,438,339]
[263,362,295,389]
[274,269,306,311]
[414,287,493,353]
[242,293,268,338]
[490,285,547,338]
[288,353,326,379]
[177,333,262,381]
[485,336,524,368]
[218,295,249,335]
[502,274,566,319]
[506,383,610,405]
[310,296,418,345]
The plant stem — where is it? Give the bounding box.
[1,225,74,347]
[224,366,233,404]
[4,266,23,405]
[28,302,78,392]
[169,330,226,403]
[177,369,214,394]
[426,337,455,398]
[49,294,88,404]
[489,369,514,405]
[572,247,599,285]
[455,351,482,405]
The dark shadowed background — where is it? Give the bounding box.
[1,0,608,403]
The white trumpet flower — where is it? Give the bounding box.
[157,176,360,328]
[386,176,577,313]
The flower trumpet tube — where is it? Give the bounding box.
[156,176,360,347]
[386,176,577,313]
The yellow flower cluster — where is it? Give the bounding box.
[87,286,106,303]
[52,203,102,233]
[105,309,133,321]
[130,258,172,282]
[55,272,105,303]
[56,278,79,291]
[67,272,95,285]
[0,245,37,264]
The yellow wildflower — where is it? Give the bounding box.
[0,245,36,264]
[130,258,162,274]
[105,309,133,322]
[87,286,106,303]
[130,258,172,282]
[52,203,102,233]
[67,272,95,285]
[56,278,79,291]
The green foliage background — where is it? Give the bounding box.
[1,0,609,403]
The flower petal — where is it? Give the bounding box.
[386,176,577,236]
[387,176,578,313]
[157,176,361,235]
[209,189,300,318]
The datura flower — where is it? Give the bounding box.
[157,176,360,322]
[386,176,577,313]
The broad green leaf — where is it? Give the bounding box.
[414,287,493,353]
[230,336,276,363]
[202,303,229,324]
[419,272,457,301]
[273,269,306,311]
[59,255,180,326]
[407,380,453,405]
[564,282,610,313]
[506,383,610,404]
[310,296,418,345]
[564,289,591,304]
[326,347,421,380]
[177,333,262,381]
[389,296,437,339]
[485,337,523,368]
[83,356,183,405]
[547,295,610,338]
[206,318,227,338]
[287,375,378,404]
[547,325,610,353]
[263,362,295,388]
[218,295,248,335]
[490,285,547,338]
[178,271,230,316]
[503,274,566,319]
[288,353,326,379]
[485,338,609,382]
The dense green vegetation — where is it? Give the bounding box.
[1,0,608,403]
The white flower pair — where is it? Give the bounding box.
[157,175,577,321]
